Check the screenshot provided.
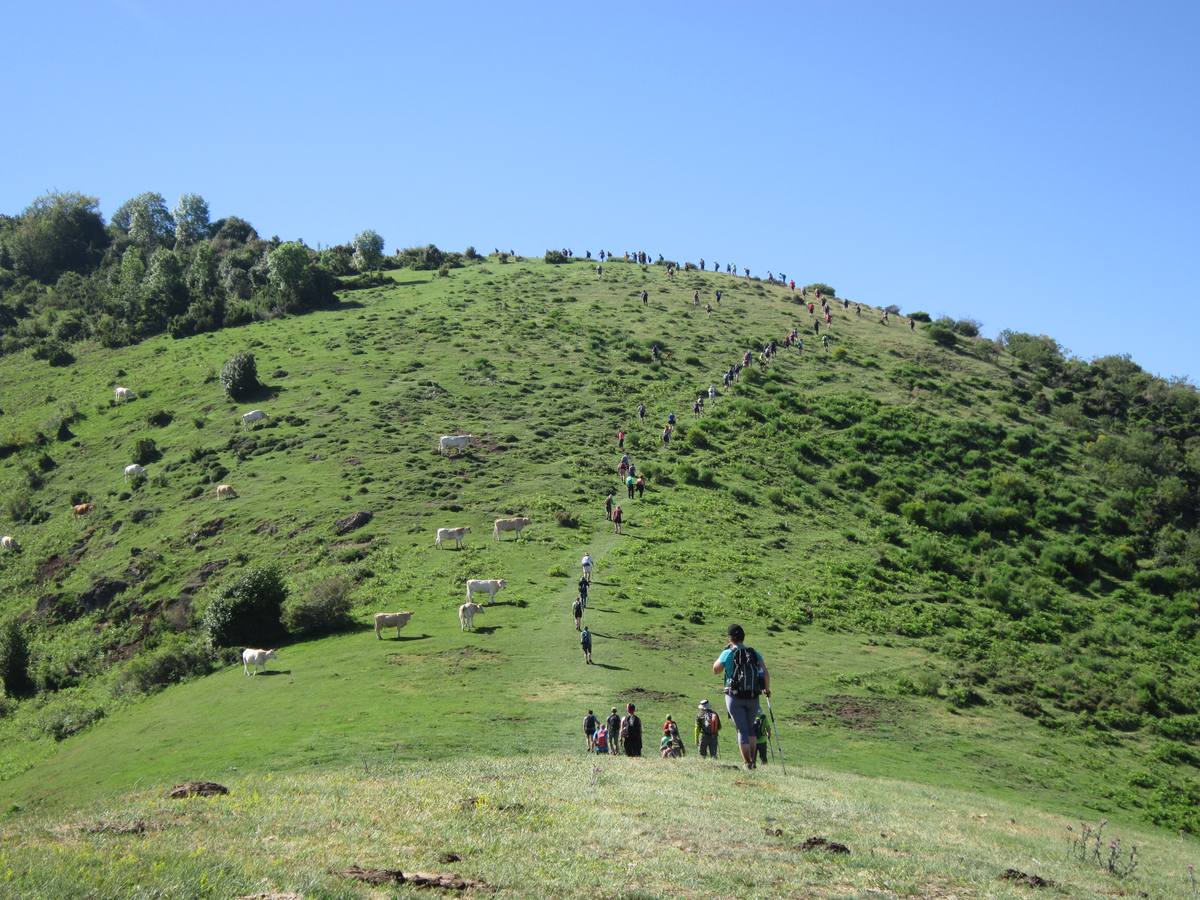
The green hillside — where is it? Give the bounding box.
[0,255,1197,896]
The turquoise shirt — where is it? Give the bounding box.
[718,644,764,686]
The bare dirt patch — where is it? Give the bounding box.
[334,865,488,891]
[1000,869,1055,888]
[166,781,228,799]
[623,687,684,703]
[796,694,901,731]
[617,632,672,650]
[797,836,850,854]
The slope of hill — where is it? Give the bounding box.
[0,256,1197,888]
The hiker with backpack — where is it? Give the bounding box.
[753,710,772,765]
[593,723,609,754]
[581,553,593,584]
[573,595,584,631]
[584,709,599,751]
[612,505,623,534]
[695,699,721,758]
[606,707,622,755]
[620,703,643,757]
[578,574,589,608]
[638,402,646,422]
[580,626,593,665]
[605,491,614,521]
[712,623,771,770]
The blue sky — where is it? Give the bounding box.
[3,2,1197,379]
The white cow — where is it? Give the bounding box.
[1,535,19,552]
[466,578,507,605]
[124,464,147,481]
[435,526,471,549]
[241,410,266,428]
[215,484,238,500]
[374,611,414,639]
[114,386,136,403]
[458,602,485,631]
[242,648,277,675]
[493,517,531,541]
[438,434,473,455]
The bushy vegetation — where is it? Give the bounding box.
[203,566,289,648]
[120,634,213,694]
[281,576,354,638]
[0,619,33,698]
[220,350,259,398]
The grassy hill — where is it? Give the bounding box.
[0,255,1197,895]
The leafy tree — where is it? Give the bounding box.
[267,241,310,301]
[351,229,384,273]
[141,247,187,333]
[220,350,259,398]
[203,565,288,648]
[173,193,211,247]
[184,240,218,300]
[0,618,33,698]
[111,192,175,248]
[2,192,108,283]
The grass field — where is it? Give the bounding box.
[0,256,1197,895]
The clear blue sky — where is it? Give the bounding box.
[3,2,1197,379]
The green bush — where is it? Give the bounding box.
[544,250,569,264]
[203,565,288,648]
[121,635,213,694]
[220,350,259,399]
[39,703,105,741]
[282,575,353,638]
[927,323,957,348]
[131,437,158,465]
[908,311,932,322]
[554,508,580,528]
[0,619,33,698]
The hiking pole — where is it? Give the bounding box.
[764,694,786,775]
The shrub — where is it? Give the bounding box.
[0,619,33,698]
[953,318,982,337]
[908,311,932,322]
[804,282,836,297]
[282,575,353,638]
[927,323,957,348]
[437,263,451,277]
[131,437,159,465]
[220,351,260,399]
[5,490,38,524]
[145,409,172,427]
[554,508,580,528]
[203,565,288,648]
[544,250,569,264]
[121,635,213,694]
[39,703,105,741]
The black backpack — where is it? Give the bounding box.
[729,646,761,699]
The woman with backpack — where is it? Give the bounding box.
[620,703,642,757]
[695,699,721,758]
[712,623,770,770]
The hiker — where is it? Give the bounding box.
[855,304,861,317]
[628,463,636,479]
[660,732,684,758]
[638,402,646,422]
[693,290,700,307]
[612,504,623,534]
[580,626,593,664]
[695,699,721,758]
[813,320,820,335]
[640,289,648,305]
[578,575,589,608]
[573,595,584,631]
[605,491,614,520]
[699,258,705,270]
[593,723,609,754]
[584,709,599,751]
[617,429,625,449]
[822,333,830,351]
[708,385,716,402]
[662,424,671,445]
[705,302,712,316]
[635,475,645,498]
[667,412,676,426]
[753,710,772,765]
[693,398,702,416]
[597,264,603,277]
[789,279,795,291]
[715,289,722,304]
[663,714,680,740]
[910,318,915,331]
[621,703,643,757]
[606,707,622,755]
[581,553,593,583]
[712,623,771,770]
[626,473,635,499]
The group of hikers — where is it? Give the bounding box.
[580,624,776,770]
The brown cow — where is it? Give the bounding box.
[72,503,94,518]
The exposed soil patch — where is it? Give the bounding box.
[999,869,1055,888]
[624,687,684,703]
[334,511,373,534]
[166,781,228,799]
[796,694,901,731]
[617,632,671,650]
[334,865,488,891]
[254,520,278,535]
[177,559,229,597]
[81,819,148,835]
[189,518,225,544]
[798,836,850,854]
[237,894,303,900]
[36,555,69,585]
[77,577,129,614]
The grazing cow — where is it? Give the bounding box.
[124,463,146,482]
[72,503,94,519]
[215,484,238,500]
[458,602,485,631]
[374,611,414,639]
[114,386,136,403]
[242,648,277,675]
[241,410,266,429]
[0,535,18,552]
[492,517,531,541]
[465,578,507,605]
[438,434,473,455]
[435,526,471,549]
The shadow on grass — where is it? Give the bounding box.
[472,626,502,635]
[254,669,292,676]
[591,662,627,671]
[385,633,431,642]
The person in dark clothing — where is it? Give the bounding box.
[606,708,621,754]
[605,491,614,521]
[584,709,598,751]
[640,289,648,306]
[621,703,643,757]
[573,596,584,631]
[635,476,645,498]
[580,626,593,664]
[578,575,589,607]
[638,403,646,422]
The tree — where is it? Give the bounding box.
[203,565,288,648]
[173,193,211,247]
[140,246,187,333]
[220,350,259,398]
[267,241,310,301]
[0,618,33,698]
[2,192,108,283]
[185,240,218,300]
[111,192,175,248]
[352,229,384,273]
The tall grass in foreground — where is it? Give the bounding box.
[1,755,1196,898]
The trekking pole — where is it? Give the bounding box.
[764,694,785,775]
